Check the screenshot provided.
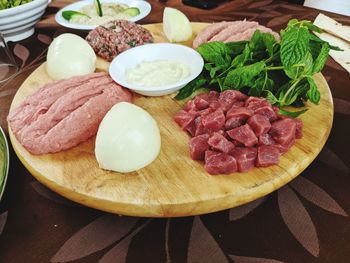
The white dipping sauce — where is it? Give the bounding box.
[125,60,190,87]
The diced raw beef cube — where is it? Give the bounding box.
[231,147,257,172]
[232,100,245,108]
[198,107,214,116]
[219,90,248,105]
[193,97,209,110]
[196,93,210,102]
[204,151,237,175]
[258,133,276,146]
[294,118,303,139]
[227,124,258,147]
[226,107,254,120]
[174,110,196,129]
[208,91,219,101]
[269,118,296,145]
[225,116,244,130]
[201,109,225,130]
[183,99,197,112]
[209,101,221,110]
[277,136,296,153]
[254,105,277,121]
[256,145,280,167]
[272,106,280,114]
[208,132,235,153]
[247,114,271,136]
[245,97,270,110]
[190,134,210,160]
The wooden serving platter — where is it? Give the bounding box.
[8,23,333,217]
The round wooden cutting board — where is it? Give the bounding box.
[9,23,333,217]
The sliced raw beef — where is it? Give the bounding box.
[204,151,238,175]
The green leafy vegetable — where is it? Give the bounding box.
[0,0,32,10]
[278,108,308,118]
[62,10,90,21]
[0,128,8,198]
[176,19,341,116]
[175,76,207,100]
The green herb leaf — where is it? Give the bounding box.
[278,108,308,118]
[306,76,320,104]
[280,26,310,69]
[312,42,330,73]
[225,41,247,55]
[62,10,90,21]
[223,61,265,90]
[249,30,276,57]
[175,76,207,100]
[197,42,232,67]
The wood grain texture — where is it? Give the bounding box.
[8,23,333,217]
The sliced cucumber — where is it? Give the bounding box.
[94,0,103,17]
[123,7,140,17]
[62,10,90,21]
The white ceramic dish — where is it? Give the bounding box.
[0,126,9,201]
[0,0,49,42]
[109,43,204,96]
[55,0,152,30]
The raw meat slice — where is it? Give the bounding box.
[204,151,238,175]
[227,124,258,147]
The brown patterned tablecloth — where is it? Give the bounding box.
[1,0,350,262]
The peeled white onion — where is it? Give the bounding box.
[95,102,161,173]
[163,7,192,42]
[46,33,96,80]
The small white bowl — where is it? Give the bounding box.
[109,43,204,96]
[55,0,151,31]
[0,0,49,42]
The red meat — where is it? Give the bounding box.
[204,151,238,175]
[227,124,258,147]
[247,114,271,136]
[208,132,235,153]
[189,134,210,160]
[256,145,281,167]
[231,147,257,172]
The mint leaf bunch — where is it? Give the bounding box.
[176,19,341,117]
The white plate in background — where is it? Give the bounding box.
[55,0,151,30]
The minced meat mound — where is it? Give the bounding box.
[86,20,154,62]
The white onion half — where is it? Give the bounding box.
[95,102,161,173]
[46,33,96,80]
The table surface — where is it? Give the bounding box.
[0,0,350,262]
